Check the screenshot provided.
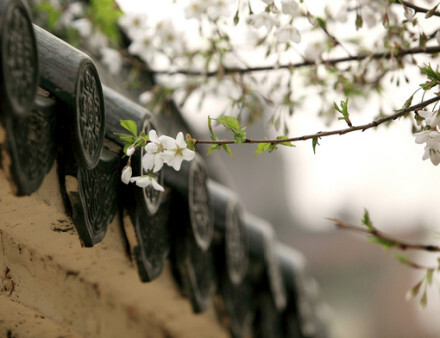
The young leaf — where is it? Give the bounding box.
[395,253,411,266]
[207,144,220,155]
[367,236,396,251]
[426,269,434,285]
[405,279,424,300]
[222,144,234,156]
[120,120,138,136]
[425,3,439,18]
[255,142,271,156]
[215,116,240,133]
[362,209,374,231]
[114,133,136,143]
[276,135,294,147]
[312,137,320,154]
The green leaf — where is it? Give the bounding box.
[207,144,220,155]
[312,137,320,154]
[120,120,138,136]
[361,209,374,231]
[276,135,294,147]
[420,64,440,82]
[425,4,439,18]
[406,279,423,300]
[367,236,396,251]
[426,269,434,285]
[403,95,414,109]
[114,133,136,143]
[215,116,240,133]
[222,144,234,156]
[420,288,428,308]
[255,142,271,156]
[395,253,411,266]
[234,132,247,145]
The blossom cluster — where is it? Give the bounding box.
[248,0,302,44]
[121,130,195,191]
[415,110,440,166]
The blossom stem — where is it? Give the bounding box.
[193,96,440,146]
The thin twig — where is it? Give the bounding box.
[329,218,440,252]
[193,95,440,146]
[399,0,440,18]
[149,46,440,77]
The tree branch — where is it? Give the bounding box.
[194,95,440,146]
[398,1,440,18]
[329,218,440,253]
[150,46,440,77]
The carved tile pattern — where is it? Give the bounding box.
[2,2,37,116]
[8,106,56,194]
[78,165,117,236]
[226,203,248,285]
[76,66,102,165]
[189,157,213,250]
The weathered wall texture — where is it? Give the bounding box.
[0,166,228,337]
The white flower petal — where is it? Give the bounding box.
[175,132,186,147]
[182,149,195,161]
[121,166,132,184]
[161,135,177,150]
[151,179,165,191]
[142,153,155,171]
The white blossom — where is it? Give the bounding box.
[418,110,440,129]
[118,13,149,40]
[248,12,278,31]
[59,2,85,27]
[70,18,92,37]
[130,175,164,191]
[139,91,153,105]
[100,47,122,75]
[156,20,184,52]
[121,164,132,184]
[143,130,175,173]
[128,32,153,63]
[185,0,209,19]
[163,132,195,171]
[415,130,440,165]
[208,0,232,19]
[275,25,301,43]
[304,42,325,62]
[281,0,299,16]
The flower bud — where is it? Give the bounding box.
[126,144,135,156]
[121,164,132,184]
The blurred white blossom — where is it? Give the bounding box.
[281,0,299,16]
[275,25,301,43]
[248,12,278,31]
[100,47,122,75]
[118,12,149,39]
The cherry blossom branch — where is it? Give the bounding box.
[193,95,440,146]
[398,1,440,18]
[329,218,440,253]
[150,46,440,77]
